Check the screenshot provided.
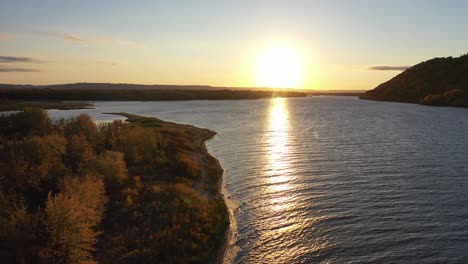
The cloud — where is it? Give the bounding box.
[0,56,42,73]
[96,61,119,66]
[369,66,411,71]
[0,66,41,72]
[61,34,85,42]
[0,56,41,63]
[30,30,144,48]
[58,33,143,48]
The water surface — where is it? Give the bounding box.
[49,97,468,263]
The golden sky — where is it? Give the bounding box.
[1,1,467,90]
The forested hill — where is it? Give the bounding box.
[360,54,468,107]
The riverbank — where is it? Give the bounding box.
[109,113,231,263]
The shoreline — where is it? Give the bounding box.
[217,168,240,264]
[167,120,237,264]
[195,129,233,264]
[208,150,233,264]
[107,112,233,263]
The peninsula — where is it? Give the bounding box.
[0,108,228,263]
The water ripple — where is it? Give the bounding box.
[48,97,468,263]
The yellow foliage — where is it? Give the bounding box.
[94,150,128,184]
[43,175,106,263]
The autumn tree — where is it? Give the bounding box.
[66,135,95,174]
[0,107,53,139]
[100,121,159,167]
[0,193,42,264]
[41,175,107,264]
[93,150,128,196]
[63,114,102,152]
[3,135,67,207]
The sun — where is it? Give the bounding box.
[255,45,304,88]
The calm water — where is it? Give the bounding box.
[49,96,468,263]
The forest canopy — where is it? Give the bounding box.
[0,108,228,263]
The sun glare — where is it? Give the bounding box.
[255,46,304,89]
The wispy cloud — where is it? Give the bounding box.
[369,66,411,71]
[0,55,42,73]
[61,34,84,42]
[0,66,41,72]
[96,60,119,66]
[0,56,41,63]
[58,33,143,48]
[29,30,144,48]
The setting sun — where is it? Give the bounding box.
[255,46,304,89]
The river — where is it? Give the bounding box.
[49,96,468,263]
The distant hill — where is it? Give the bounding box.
[360,54,468,107]
[0,83,223,90]
[0,83,306,92]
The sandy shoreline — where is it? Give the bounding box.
[218,169,239,264]
[199,132,237,264]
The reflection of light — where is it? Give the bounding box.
[255,98,331,261]
[267,98,290,174]
[269,98,288,133]
[254,98,332,260]
[265,97,292,210]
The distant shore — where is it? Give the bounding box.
[0,86,307,102]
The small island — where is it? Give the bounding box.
[360,54,468,107]
[0,108,228,263]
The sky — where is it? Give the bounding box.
[1,0,468,90]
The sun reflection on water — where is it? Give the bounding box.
[255,98,332,261]
[265,97,293,210]
[256,97,303,260]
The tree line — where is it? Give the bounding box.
[0,88,306,101]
